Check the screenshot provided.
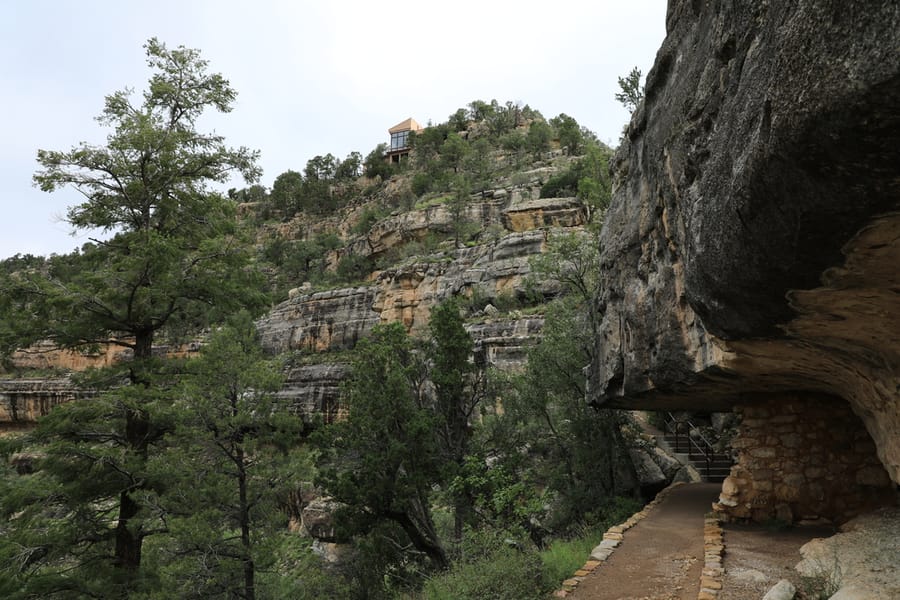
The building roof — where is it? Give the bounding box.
[388,118,423,134]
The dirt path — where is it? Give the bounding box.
[569,483,720,600]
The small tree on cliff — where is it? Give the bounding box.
[0,38,264,592]
[615,66,644,113]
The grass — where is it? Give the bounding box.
[540,496,644,588]
[414,194,452,210]
[539,529,602,585]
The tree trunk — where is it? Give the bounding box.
[388,511,448,570]
[114,329,153,572]
[114,490,143,570]
[238,448,255,600]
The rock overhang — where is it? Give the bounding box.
[589,0,900,482]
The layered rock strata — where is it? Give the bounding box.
[0,378,83,427]
[588,0,900,487]
[257,229,554,354]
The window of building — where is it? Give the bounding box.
[390,130,410,151]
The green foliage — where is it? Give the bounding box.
[540,142,612,222]
[0,37,266,592]
[363,143,395,180]
[440,132,470,173]
[447,176,475,247]
[467,100,494,122]
[422,528,547,600]
[313,323,448,570]
[267,149,365,220]
[428,300,483,542]
[462,138,493,196]
[270,169,305,214]
[539,530,599,587]
[351,204,389,236]
[228,183,269,204]
[260,231,342,299]
[550,113,583,155]
[447,108,469,132]
[258,533,354,600]
[525,119,553,158]
[538,497,641,585]
[335,253,372,283]
[481,233,641,528]
[616,66,644,113]
[411,171,434,196]
[0,369,179,598]
[144,314,305,599]
[410,123,451,160]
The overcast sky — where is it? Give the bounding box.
[0,0,666,259]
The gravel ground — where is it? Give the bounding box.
[718,522,835,600]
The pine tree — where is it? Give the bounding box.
[0,38,264,595]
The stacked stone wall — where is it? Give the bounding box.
[715,393,896,524]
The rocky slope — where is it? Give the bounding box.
[588,0,900,487]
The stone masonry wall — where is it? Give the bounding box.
[715,393,896,524]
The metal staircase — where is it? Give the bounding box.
[662,413,733,483]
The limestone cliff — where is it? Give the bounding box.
[0,378,83,430]
[256,228,552,355]
[589,0,900,491]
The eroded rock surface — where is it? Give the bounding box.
[0,378,81,426]
[589,0,900,483]
[796,507,900,599]
[257,230,553,353]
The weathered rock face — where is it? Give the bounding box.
[502,197,587,232]
[589,0,900,484]
[276,363,350,424]
[796,507,900,598]
[467,317,544,371]
[10,341,129,371]
[0,378,82,427]
[257,230,553,354]
[257,286,381,354]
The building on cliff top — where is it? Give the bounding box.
[385,117,423,163]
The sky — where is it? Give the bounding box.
[0,0,667,259]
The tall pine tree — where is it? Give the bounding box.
[0,38,264,596]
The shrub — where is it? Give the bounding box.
[411,172,434,196]
[351,205,388,236]
[335,254,372,283]
[423,529,548,600]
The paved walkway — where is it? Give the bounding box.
[570,483,721,600]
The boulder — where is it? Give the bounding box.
[628,448,667,488]
[301,497,344,543]
[762,579,796,600]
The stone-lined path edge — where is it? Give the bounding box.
[552,481,727,599]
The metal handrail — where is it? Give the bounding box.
[664,412,717,479]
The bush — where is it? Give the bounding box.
[423,529,548,600]
[259,534,354,600]
[411,172,434,196]
[351,205,388,236]
[335,254,372,283]
[540,167,580,198]
[539,496,642,588]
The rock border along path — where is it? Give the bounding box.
[554,482,722,599]
[699,514,725,599]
